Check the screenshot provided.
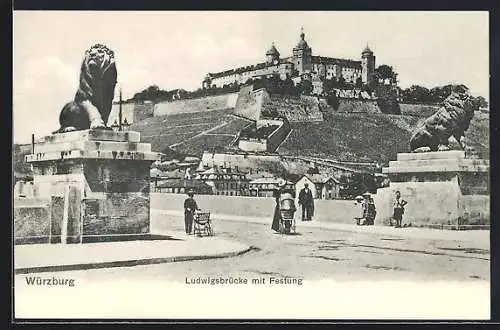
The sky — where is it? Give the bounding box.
[13,11,489,144]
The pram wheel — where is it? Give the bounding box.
[279,219,296,235]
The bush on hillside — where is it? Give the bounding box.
[376,84,401,114]
[326,92,340,111]
[338,173,377,199]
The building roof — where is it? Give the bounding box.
[300,174,340,184]
[156,168,185,179]
[295,29,310,50]
[362,44,374,55]
[184,156,200,162]
[266,43,280,56]
[157,178,211,189]
[246,171,275,180]
[249,177,293,185]
[312,56,362,69]
[199,167,248,177]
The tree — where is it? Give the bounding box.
[355,76,363,88]
[475,96,489,108]
[326,91,340,111]
[298,79,313,95]
[376,84,401,114]
[373,65,398,85]
[282,76,296,95]
[306,167,319,175]
[339,172,377,199]
[404,85,431,103]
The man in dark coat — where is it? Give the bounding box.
[298,183,314,221]
[184,190,199,234]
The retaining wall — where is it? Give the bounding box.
[153,93,239,117]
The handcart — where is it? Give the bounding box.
[193,210,214,237]
[279,192,297,235]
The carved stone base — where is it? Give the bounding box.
[14,129,161,244]
[382,151,489,228]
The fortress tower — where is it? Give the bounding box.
[202,73,212,89]
[361,44,376,86]
[266,42,280,65]
[292,27,313,75]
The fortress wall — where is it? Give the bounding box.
[263,94,323,122]
[133,104,156,122]
[107,103,136,126]
[153,93,239,117]
[336,99,381,114]
[234,86,267,121]
[200,151,281,171]
[399,103,440,117]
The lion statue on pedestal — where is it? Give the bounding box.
[53,44,117,133]
[409,85,479,152]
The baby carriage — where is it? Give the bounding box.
[193,210,214,237]
[279,192,297,234]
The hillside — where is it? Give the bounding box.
[278,111,489,164]
[128,108,251,156]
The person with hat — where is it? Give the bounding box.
[357,192,376,226]
[271,179,287,232]
[298,182,314,221]
[184,189,199,235]
[363,193,377,226]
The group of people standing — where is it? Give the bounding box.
[271,184,408,232]
[183,184,408,235]
[271,183,315,232]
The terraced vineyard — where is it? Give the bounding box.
[128,109,251,155]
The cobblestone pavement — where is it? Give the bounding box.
[32,217,489,283]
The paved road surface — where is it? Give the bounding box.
[34,217,489,283]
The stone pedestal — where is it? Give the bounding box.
[382,151,489,229]
[16,129,162,244]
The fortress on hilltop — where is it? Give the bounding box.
[202,28,376,89]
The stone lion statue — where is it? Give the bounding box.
[409,85,479,152]
[53,44,117,133]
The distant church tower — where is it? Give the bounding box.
[265,42,280,65]
[292,27,313,75]
[361,44,376,86]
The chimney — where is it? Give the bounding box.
[31,133,35,154]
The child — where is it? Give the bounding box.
[392,190,408,228]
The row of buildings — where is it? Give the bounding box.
[153,166,341,200]
[202,28,376,89]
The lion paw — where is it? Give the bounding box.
[90,119,106,130]
[437,144,451,151]
[61,126,77,133]
[413,147,431,153]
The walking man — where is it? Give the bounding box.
[298,183,314,221]
[184,189,199,234]
[392,190,408,228]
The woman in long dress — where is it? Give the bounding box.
[271,188,281,232]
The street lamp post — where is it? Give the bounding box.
[118,88,123,131]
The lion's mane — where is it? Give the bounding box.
[409,86,477,152]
